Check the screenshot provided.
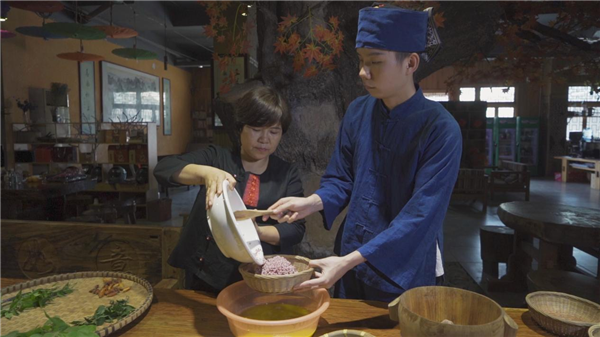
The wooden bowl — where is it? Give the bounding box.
[238,255,313,293]
[388,286,518,337]
[589,324,600,337]
[527,291,600,337]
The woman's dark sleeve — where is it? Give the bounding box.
[272,164,306,247]
[154,145,220,187]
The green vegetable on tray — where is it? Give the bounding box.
[2,312,96,337]
[72,299,135,326]
[1,284,74,319]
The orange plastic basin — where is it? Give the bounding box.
[217,281,330,337]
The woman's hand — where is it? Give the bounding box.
[292,251,366,291]
[200,166,236,209]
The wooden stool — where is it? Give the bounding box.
[66,194,94,217]
[527,269,600,303]
[82,208,118,223]
[480,226,514,278]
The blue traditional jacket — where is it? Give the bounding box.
[315,88,462,294]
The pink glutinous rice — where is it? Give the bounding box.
[254,256,297,276]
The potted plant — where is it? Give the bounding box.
[14,98,40,143]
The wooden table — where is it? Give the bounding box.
[1,179,97,220]
[0,278,553,337]
[493,201,600,293]
[554,156,600,189]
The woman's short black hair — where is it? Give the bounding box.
[234,86,291,133]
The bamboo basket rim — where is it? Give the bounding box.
[238,254,314,280]
[526,291,600,327]
[590,324,600,337]
[1,271,153,337]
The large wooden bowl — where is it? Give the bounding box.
[388,286,518,337]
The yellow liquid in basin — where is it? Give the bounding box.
[240,303,311,321]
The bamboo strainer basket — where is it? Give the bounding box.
[590,324,600,337]
[238,254,314,293]
[319,329,375,337]
[526,291,600,337]
[1,271,153,337]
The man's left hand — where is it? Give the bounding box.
[292,251,366,291]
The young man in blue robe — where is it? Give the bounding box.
[267,5,462,302]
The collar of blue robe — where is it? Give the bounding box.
[355,6,428,53]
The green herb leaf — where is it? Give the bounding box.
[71,299,134,327]
[1,284,74,319]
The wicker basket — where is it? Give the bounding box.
[589,324,600,337]
[1,271,153,337]
[526,291,600,337]
[238,254,313,293]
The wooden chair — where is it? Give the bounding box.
[480,226,514,279]
[451,169,488,212]
[488,160,530,201]
[1,220,183,289]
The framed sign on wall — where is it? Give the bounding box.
[162,78,171,135]
[79,61,96,134]
[101,61,160,124]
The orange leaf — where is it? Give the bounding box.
[303,65,319,78]
[293,53,305,72]
[287,33,301,53]
[204,25,216,38]
[434,12,446,28]
[217,35,225,43]
[279,13,298,29]
[302,43,322,63]
[329,16,340,30]
[313,25,328,41]
[274,36,288,55]
[218,16,228,27]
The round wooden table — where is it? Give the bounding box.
[493,201,600,292]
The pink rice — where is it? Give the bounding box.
[255,256,297,275]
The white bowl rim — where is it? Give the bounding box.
[221,180,264,265]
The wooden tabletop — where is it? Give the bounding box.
[498,201,600,248]
[0,278,552,336]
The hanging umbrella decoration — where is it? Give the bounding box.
[57,39,104,62]
[49,2,105,62]
[112,8,156,60]
[7,1,67,40]
[94,3,138,39]
[1,30,16,39]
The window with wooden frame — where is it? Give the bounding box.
[566,86,600,140]
[459,86,516,118]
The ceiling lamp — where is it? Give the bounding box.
[94,4,137,39]
[1,29,16,39]
[16,25,66,39]
[7,1,64,14]
[44,22,106,40]
[57,39,104,62]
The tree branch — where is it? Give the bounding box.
[532,21,600,52]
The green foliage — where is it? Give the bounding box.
[71,299,135,326]
[1,284,74,319]
[1,312,96,337]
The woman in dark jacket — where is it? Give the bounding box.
[154,86,305,293]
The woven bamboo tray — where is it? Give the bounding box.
[526,291,600,337]
[238,254,314,293]
[1,271,153,337]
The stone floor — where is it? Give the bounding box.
[137,177,599,307]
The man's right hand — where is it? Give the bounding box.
[264,194,323,223]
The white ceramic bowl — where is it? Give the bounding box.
[207,180,265,265]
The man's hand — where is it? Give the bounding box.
[292,251,366,291]
[264,194,323,223]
